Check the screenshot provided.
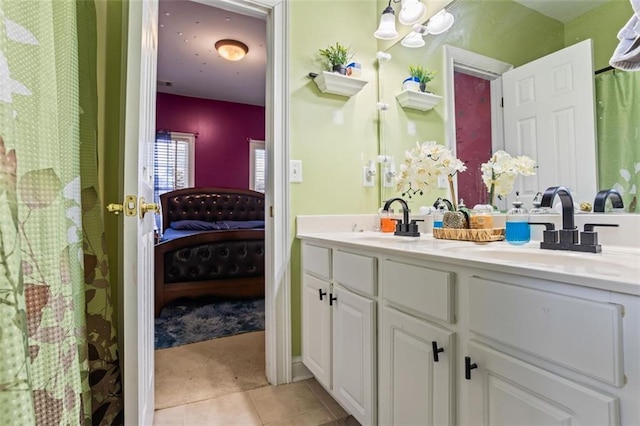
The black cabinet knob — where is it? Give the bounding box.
[329,294,337,306]
[318,288,327,301]
[432,341,444,362]
[465,356,478,380]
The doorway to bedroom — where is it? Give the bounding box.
[152,0,269,410]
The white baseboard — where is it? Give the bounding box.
[291,356,313,382]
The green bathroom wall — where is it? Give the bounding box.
[564,0,633,71]
[289,1,380,356]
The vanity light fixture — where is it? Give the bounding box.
[215,39,249,61]
[401,29,426,48]
[374,0,400,40]
[398,0,427,25]
[425,8,455,35]
[375,0,428,40]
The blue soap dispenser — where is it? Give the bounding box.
[506,192,530,245]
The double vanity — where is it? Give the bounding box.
[297,214,640,425]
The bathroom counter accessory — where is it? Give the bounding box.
[433,227,505,242]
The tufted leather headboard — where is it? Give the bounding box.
[160,187,265,232]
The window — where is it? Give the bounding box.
[154,131,195,227]
[250,139,266,193]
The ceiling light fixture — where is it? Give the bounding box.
[215,39,249,61]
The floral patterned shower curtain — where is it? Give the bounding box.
[0,0,123,424]
[596,70,640,212]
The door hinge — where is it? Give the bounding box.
[270,206,274,217]
[501,97,504,108]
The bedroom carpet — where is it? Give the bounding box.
[155,297,265,349]
[155,330,268,409]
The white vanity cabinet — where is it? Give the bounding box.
[298,233,640,426]
[461,273,632,425]
[465,341,619,425]
[379,258,457,426]
[301,243,332,388]
[301,242,377,426]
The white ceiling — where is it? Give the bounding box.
[157,0,266,107]
[156,0,611,107]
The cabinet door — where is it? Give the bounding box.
[333,286,376,426]
[302,273,332,388]
[466,341,619,425]
[379,305,455,426]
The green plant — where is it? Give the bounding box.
[319,42,354,67]
[409,65,436,84]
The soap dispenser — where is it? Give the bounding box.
[433,202,448,229]
[506,192,530,245]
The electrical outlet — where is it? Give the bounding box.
[383,167,394,187]
[363,166,375,187]
[290,160,302,183]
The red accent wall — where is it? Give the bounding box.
[155,92,265,189]
[454,72,492,207]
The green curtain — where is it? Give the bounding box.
[596,70,640,213]
[0,1,123,424]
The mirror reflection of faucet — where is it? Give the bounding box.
[593,188,624,212]
[530,186,619,253]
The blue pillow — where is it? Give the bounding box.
[170,220,221,231]
[217,220,265,230]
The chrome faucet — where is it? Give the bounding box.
[532,186,618,253]
[383,198,421,237]
[593,189,624,212]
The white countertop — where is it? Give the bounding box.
[297,230,640,296]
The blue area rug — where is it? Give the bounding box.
[155,297,265,349]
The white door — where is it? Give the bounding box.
[332,286,376,426]
[121,0,159,424]
[301,274,332,388]
[503,39,597,207]
[466,341,619,425]
[379,305,454,426]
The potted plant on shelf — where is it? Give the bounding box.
[408,65,436,93]
[319,42,354,75]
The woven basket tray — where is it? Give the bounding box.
[433,227,505,242]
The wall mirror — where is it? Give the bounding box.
[377,0,636,212]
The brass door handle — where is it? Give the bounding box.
[139,197,159,218]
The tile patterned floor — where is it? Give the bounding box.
[153,378,356,426]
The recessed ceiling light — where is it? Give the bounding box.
[164,12,170,16]
[177,31,183,36]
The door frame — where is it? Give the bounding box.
[442,45,512,210]
[191,0,291,385]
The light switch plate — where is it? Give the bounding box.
[437,175,448,188]
[290,160,302,183]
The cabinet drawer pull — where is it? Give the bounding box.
[465,356,478,380]
[432,341,444,362]
[319,289,327,301]
[329,294,337,306]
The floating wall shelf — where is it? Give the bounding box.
[313,71,368,97]
[395,90,443,111]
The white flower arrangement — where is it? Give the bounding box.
[396,141,467,209]
[481,150,537,205]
